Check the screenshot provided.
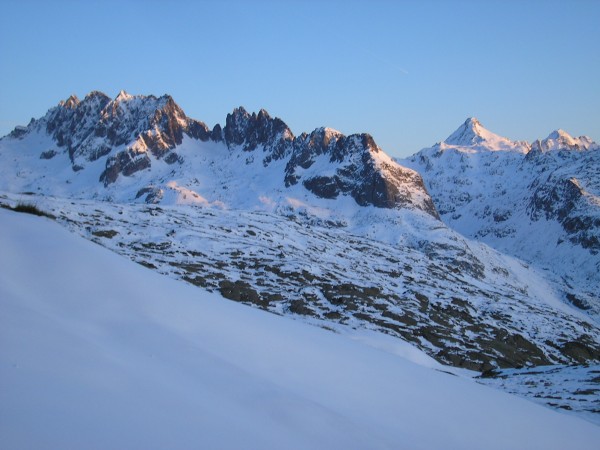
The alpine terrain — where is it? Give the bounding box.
[402,118,600,319]
[1,91,599,426]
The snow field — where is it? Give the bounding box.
[2,208,600,449]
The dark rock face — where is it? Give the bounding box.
[8,125,29,139]
[223,107,294,163]
[45,92,111,162]
[560,339,600,362]
[529,177,583,222]
[187,119,211,142]
[529,176,600,251]
[210,123,223,142]
[163,151,182,165]
[100,149,151,186]
[30,91,210,183]
[39,149,58,160]
[135,186,164,204]
[284,129,439,217]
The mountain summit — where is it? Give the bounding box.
[531,129,598,153]
[444,117,487,146]
[403,118,600,320]
[443,117,528,152]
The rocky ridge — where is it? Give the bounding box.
[3,91,436,217]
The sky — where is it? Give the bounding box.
[0,0,599,157]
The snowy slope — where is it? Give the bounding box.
[2,207,600,449]
[402,119,600,319]
[478,364,600,426]
[2,192,599,375]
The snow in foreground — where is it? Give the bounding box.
[1,209,599,450]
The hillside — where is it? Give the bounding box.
[2,207,600,448]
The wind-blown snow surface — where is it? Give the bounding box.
[2,209,600,449]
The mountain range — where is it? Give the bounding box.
[1,90,599,420]
[6,90,435,216]
[402,118,600,319]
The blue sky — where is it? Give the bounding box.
[1,0,598,157]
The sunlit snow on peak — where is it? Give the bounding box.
[534,129,598,152]
[115,89,134,102]
[441,117,529,153]
[60,94,80,109]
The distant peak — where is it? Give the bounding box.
[84,90,109,101]
[257,108,272,120]
[442,118,527,152]
[314,126,343,136]
[535,128,597,152]
[158,93,174,103]
[232,106,249,115]
[444,117,487,146]
[60,94,80,109]
[547,129,574,142]
[115,90,133,102]
[465,117,481,127]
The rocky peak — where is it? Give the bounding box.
[99,93,213,185]
[531,129,598,153]
[548,129,573,141]
[299,127,344,157]
[223,106,254,147]
[151,95,187,127]
[223,106,294,161]
[285,127,439,217]
[81,91,111,111]
[444,117,486,146]
[13,90,208,184]
[60,94,80,109]
[84,90,109,101]
[257,108,271,121]
[314,127,344,144]
[115,89,134,102]
[45,93,110,154]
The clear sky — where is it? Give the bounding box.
[1,0,598,157]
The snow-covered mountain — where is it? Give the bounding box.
[2,90,436,217]
[443,117,529,151]
[4,208,600,448]
[1,91,599,378]
[532,129,599,153]
[402,118,600,319]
